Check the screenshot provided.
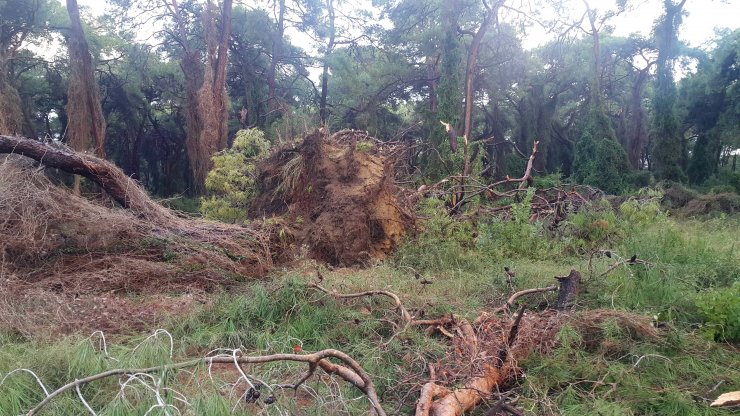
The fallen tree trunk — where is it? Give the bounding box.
[0,135,173,222]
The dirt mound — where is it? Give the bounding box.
[676,192,740,217]
[251,129,415,265]
[0,155,273,337]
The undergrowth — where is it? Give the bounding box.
[1,191,738,415]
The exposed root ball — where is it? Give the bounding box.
[251,129,415,265]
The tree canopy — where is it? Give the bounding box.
[0,0,738,197]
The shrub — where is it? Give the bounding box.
[533,172,564,189]
[619,189,667,228]
[695,283,740,342]
[658,181,699,209]
[394,198,479,272]
[572,132,632,195]
[200,129,271,223]
[562,200,624,254]
[626,170,653,189]
[477,188,552,258]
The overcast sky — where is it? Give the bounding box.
[71,0,738,51]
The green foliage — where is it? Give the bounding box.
[200,129,271,223]
[573,130,632,195]
[522,326,739,416]
[562,200,624,253]
[394,198,479,272]
[619,189,667,227]
[696,283,740,342]
[651,0,688,182]
[477,188,551,258]
[532,172,563,189]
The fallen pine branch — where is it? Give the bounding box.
[22,348,386,416]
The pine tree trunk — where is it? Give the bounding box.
[65,0,106,158]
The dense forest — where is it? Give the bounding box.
[1,0,738,196]
[0,0,739,415]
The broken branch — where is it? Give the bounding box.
[25,349,386,416]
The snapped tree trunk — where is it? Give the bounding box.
[0,135,173,222]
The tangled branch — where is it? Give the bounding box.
[22,348,386,416]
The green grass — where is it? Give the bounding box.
[1,200,738,415]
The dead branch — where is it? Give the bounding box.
[429,363,510,416]
[493,285,558,314]
[416,382,452,416]
[25,348,386,416]
[309,283,412,324]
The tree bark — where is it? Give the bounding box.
[555,269,581,310]
[178,0,233,194]
[65,0,106,158]
[627,69,648,168]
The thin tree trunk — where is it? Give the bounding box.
[267,0,285,124]
[628,69,649,168]
[319,0,335,127]
[455,1,499,210]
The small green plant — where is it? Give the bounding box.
[201,129,271,224]
[355,141,374,153]
[695,282,740,342]
[562,200,624,254]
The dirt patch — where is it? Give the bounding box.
[251,129,415,265]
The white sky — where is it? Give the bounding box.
[71,0,738,51]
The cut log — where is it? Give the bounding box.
[0,135,174,223]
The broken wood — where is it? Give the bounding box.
[711,391,740,407]
[309,282,412,325]
[0,135,174,222]
[555,269,581,310]
[493,285,558,314]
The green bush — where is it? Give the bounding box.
[533,171,564,189]
[572,132,632,195]
[200,129,271,223]
[394,198,480,272]
[695,283,740,342]
[626,170,653,189]
[477,188,552,258]
[619,189,667,228]
[561,200,624,254]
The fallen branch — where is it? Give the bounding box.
[493,285,558,314]
[0,134,174,222]
[24,349,386,416]
[309,282,412,325]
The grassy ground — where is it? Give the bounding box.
[1,199,738,415]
